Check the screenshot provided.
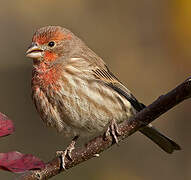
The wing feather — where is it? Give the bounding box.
[92,66,145,112]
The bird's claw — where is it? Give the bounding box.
[105,120,121,144]
[56,136,78,170]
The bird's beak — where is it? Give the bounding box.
[26,43,43,59]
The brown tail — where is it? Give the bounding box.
[139,124,181,154]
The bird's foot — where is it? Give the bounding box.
[56,136,79,170]
[105,120,121,144]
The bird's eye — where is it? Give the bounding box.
[48,41,55,47]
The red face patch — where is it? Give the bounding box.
[44,51,58,62]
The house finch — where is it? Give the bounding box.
[26,26,180,168]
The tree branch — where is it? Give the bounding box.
[19,77,191,180]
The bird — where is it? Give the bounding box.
[26,26,181,168]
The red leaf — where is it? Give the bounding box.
[0,151,45,173]
[0,112,14,137]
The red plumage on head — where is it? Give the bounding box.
[32,26,71,45]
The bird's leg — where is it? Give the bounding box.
[105,119,121,144]
[56,135,79,170]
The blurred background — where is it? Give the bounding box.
[0,0,191,179]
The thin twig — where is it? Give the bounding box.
[19,77,191,180]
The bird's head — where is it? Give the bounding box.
[26,26,79,64]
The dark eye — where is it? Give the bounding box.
[48,41,55,47]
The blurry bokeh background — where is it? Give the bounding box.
[0,0,191,179]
